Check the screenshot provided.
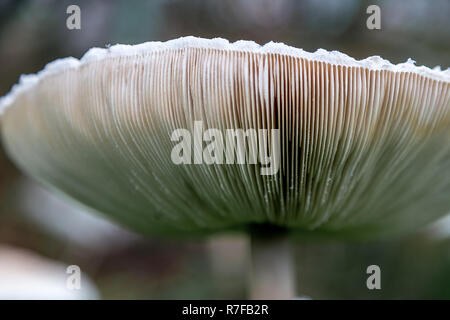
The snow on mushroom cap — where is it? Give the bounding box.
[0,36,449,237]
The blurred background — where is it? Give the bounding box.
[0,0,449,299]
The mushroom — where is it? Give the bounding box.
[1,37,449,299]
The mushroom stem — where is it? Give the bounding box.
[249,231,296,299]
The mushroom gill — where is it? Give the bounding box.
[0,36,449,237]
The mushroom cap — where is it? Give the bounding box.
[1,37,449,237]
